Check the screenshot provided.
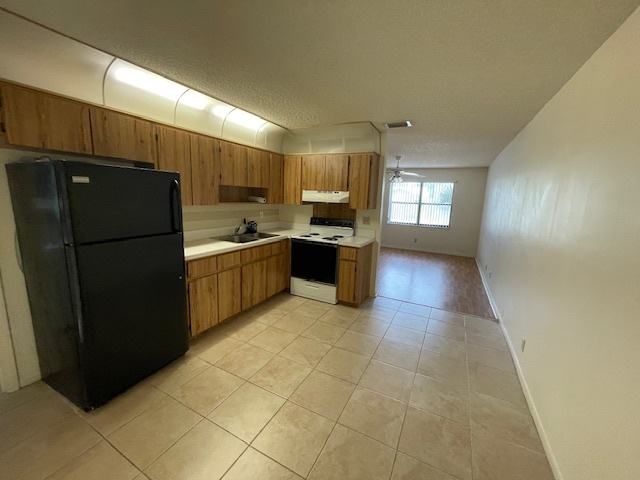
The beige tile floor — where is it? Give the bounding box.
[0,293,555,480]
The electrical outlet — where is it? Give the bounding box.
[521,338,526,352]
[259,211,264,219]
[362,216,370,225]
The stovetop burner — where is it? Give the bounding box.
[292,217,356,245]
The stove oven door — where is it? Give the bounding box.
[291,239,338,285]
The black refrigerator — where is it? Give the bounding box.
[7,159,189,410]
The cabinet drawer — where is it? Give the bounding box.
[339,247,358,261]
[217,251,241,270]
[241,245,271,263]
[270,240,287,256]
[187,256,218,279]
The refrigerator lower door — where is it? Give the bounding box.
[74,233,188,408]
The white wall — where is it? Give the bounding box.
[0,149,42,390]
[477,7,640,480]
[381,168,487,257]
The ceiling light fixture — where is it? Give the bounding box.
[387,156,425,183]
[179,90,210,110]
[384,120,412,129]
[113,65,187,101]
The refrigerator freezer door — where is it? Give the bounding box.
[74,233,188,408]
[58,161,182,245]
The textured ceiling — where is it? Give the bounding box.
[1,1,638,167]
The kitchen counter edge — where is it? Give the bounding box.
[184,229,374,261]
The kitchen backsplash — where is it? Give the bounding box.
[183,204,279,241]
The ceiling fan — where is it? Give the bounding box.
[387,156,425,183]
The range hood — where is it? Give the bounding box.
[302,190,350,204]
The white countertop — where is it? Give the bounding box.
[184,228,374,261]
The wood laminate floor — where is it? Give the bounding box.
[377,247,495,319]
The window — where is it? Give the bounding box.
[388,182,454,227]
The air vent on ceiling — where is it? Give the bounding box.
[384,120,412,129]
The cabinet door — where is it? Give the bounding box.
[247,148,270,187]
[241,260,267,310]
[0,82,92,154]
[366,153,380,209]
[188,274,218,337]
[268,153,284,204]
[266,253,288,298]
[284,155,302,205]
[218,267,241,321]
[301,155,326,190]
[190,134,220,205]
[325,155,349,191]
[348,154,372,209]
[156,125,192,206]
[220,140,248,186]
[90,108,156,164]
[337,259,357,304]
[276,252,289,293]
[266,255,279,299]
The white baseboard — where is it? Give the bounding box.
[380,243,474,258]
[475,259,564,480]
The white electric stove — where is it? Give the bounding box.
[290,217,355,304]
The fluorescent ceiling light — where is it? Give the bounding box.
[225,109,268,131]
[179,90,210,110]
[212,105,235,119]
[114,65,187,101]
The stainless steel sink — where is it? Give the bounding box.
[214,235,259,244]
[214,232,280,243]
[240,232,280,239]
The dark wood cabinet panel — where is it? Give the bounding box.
[188,274,219,336]
[90,107,156,164]
[284,155,302,205]
[325,154,349,191]
[156,125,193,206]
[0,82,92,154]
[218,267,242,322]
[301,155,325,191]
[220,140,248,186]
[190,134,220,205]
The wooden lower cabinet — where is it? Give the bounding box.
[242,259,267,310]
[187,240,290,336]
[188,274,219,336]
[266,253,289,298]
[337,243,373,306]
[218,267,241,321]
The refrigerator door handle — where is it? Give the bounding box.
[170,179,182,233]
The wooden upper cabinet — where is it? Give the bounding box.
[90,108,156,164]
[268,153,284,204]
[220,140,248,186]
[284,155,302,205]
[301,155,326,190]
[247,148,270,188]
[325,154,349,191]
[155,125,192,206]
[0,82,92,154]
[190,134,220,205]
[348,153,380,209]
